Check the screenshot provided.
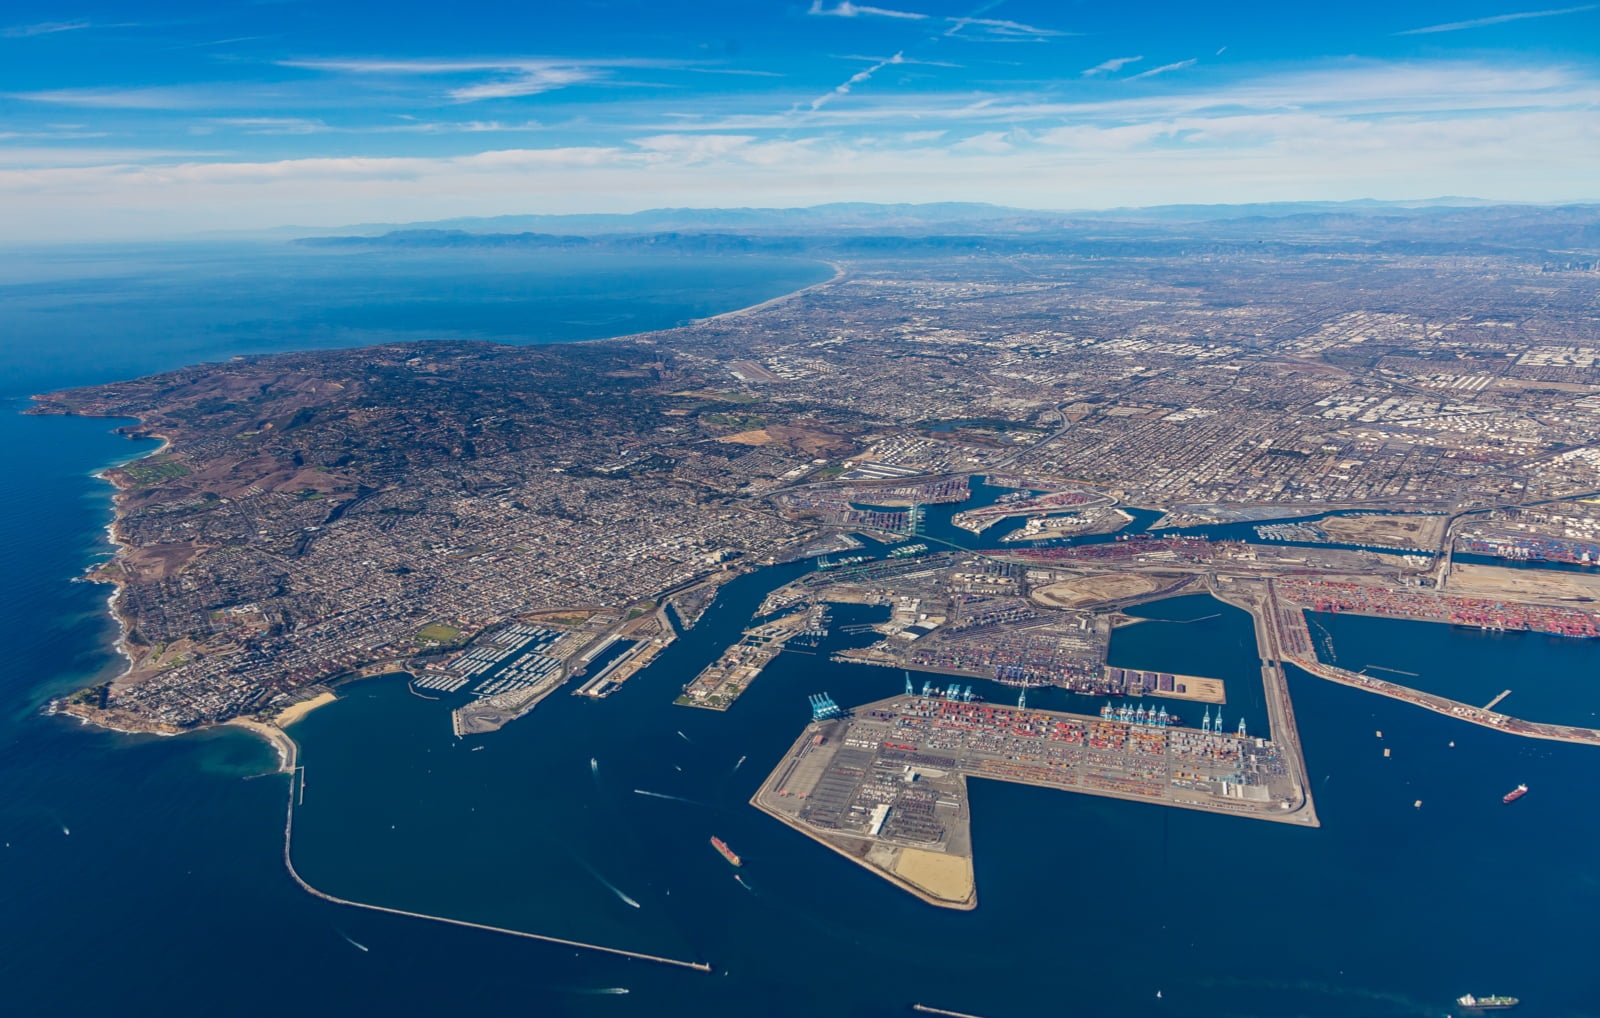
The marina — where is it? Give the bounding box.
[416,623,581,696]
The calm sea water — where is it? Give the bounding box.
[1,245,1596,1017]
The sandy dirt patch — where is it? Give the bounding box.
[1031,573,1164,608]
[1447,562,1600,603]
[1320,514,1446,550]
[892,847,975,904]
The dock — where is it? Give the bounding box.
[1265,580,1600,745]
[752,690,1316,909]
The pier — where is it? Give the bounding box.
[753,687,1316,909]
[1265,581,1600,746]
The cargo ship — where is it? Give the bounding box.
[1456,993,1518,1011]
[1503,784,1529,804]
[710,836,742,868]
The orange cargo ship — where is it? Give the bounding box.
[710,836,742,867]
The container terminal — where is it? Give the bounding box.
[752,687,1316,910]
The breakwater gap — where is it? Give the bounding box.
[280,766,714,972]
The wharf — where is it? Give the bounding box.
[678,610,814,710]
[753,691,1315,909]
[1104,666,1226,704]
[1261,579,1600,746]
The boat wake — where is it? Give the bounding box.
[633,789,705,807]
[676,730,693,743]
[566,988,630,995]
[338,931,370,952]
[575,858,641,909]
[735,874,755,893]
[732,755,746,772]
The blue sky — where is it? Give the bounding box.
[1,0,1597,239]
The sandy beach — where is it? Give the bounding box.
[226,718,298,772]
[275,691,336,727]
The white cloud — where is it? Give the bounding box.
[644,61,1600,134]
[0,146,226,168]
[447,67,595,101]
[807,1,928,19]
[5,86,228,109]
[3,20,92,37]
[631,133,758,163]
[1083,56,1143,76]
[809,51,904,111]
[196,116,546,136]
[1397,4,1596,34]
[805,5,1066,37]
[280,57,676,103]
[1126,59,1197,81]
[944,15,1070,38]
[206,116,330,135]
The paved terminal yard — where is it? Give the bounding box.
[754,693,1313,910]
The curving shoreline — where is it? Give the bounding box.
[688,259,844,326]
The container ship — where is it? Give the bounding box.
[710,836,742,867]
[1503,784,1528,804]
[1456,992,1518,1011]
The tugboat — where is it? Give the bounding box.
[710,836,742,868]
[1456,993,1519,1012]
[1502,784,1529,804]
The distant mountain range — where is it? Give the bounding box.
[286,197,1534,238]
[292,200,1600,260]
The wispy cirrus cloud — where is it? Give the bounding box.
[5,86,227,109]
[1083,55,1143,76]
[3,19,93,37]
[282,56,683,102]
[3,18,146,37]
[1396,3,1596,34]
[199,116,546,135]
[806,2,1067,38]
[809,51,904,111]
[447,67,596,101]
[647,61,1598,135]
[944,15,1070,39]
[1127,58,1197,81]
[807,0,928,19]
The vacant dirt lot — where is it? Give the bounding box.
[1030,573,1166,608]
